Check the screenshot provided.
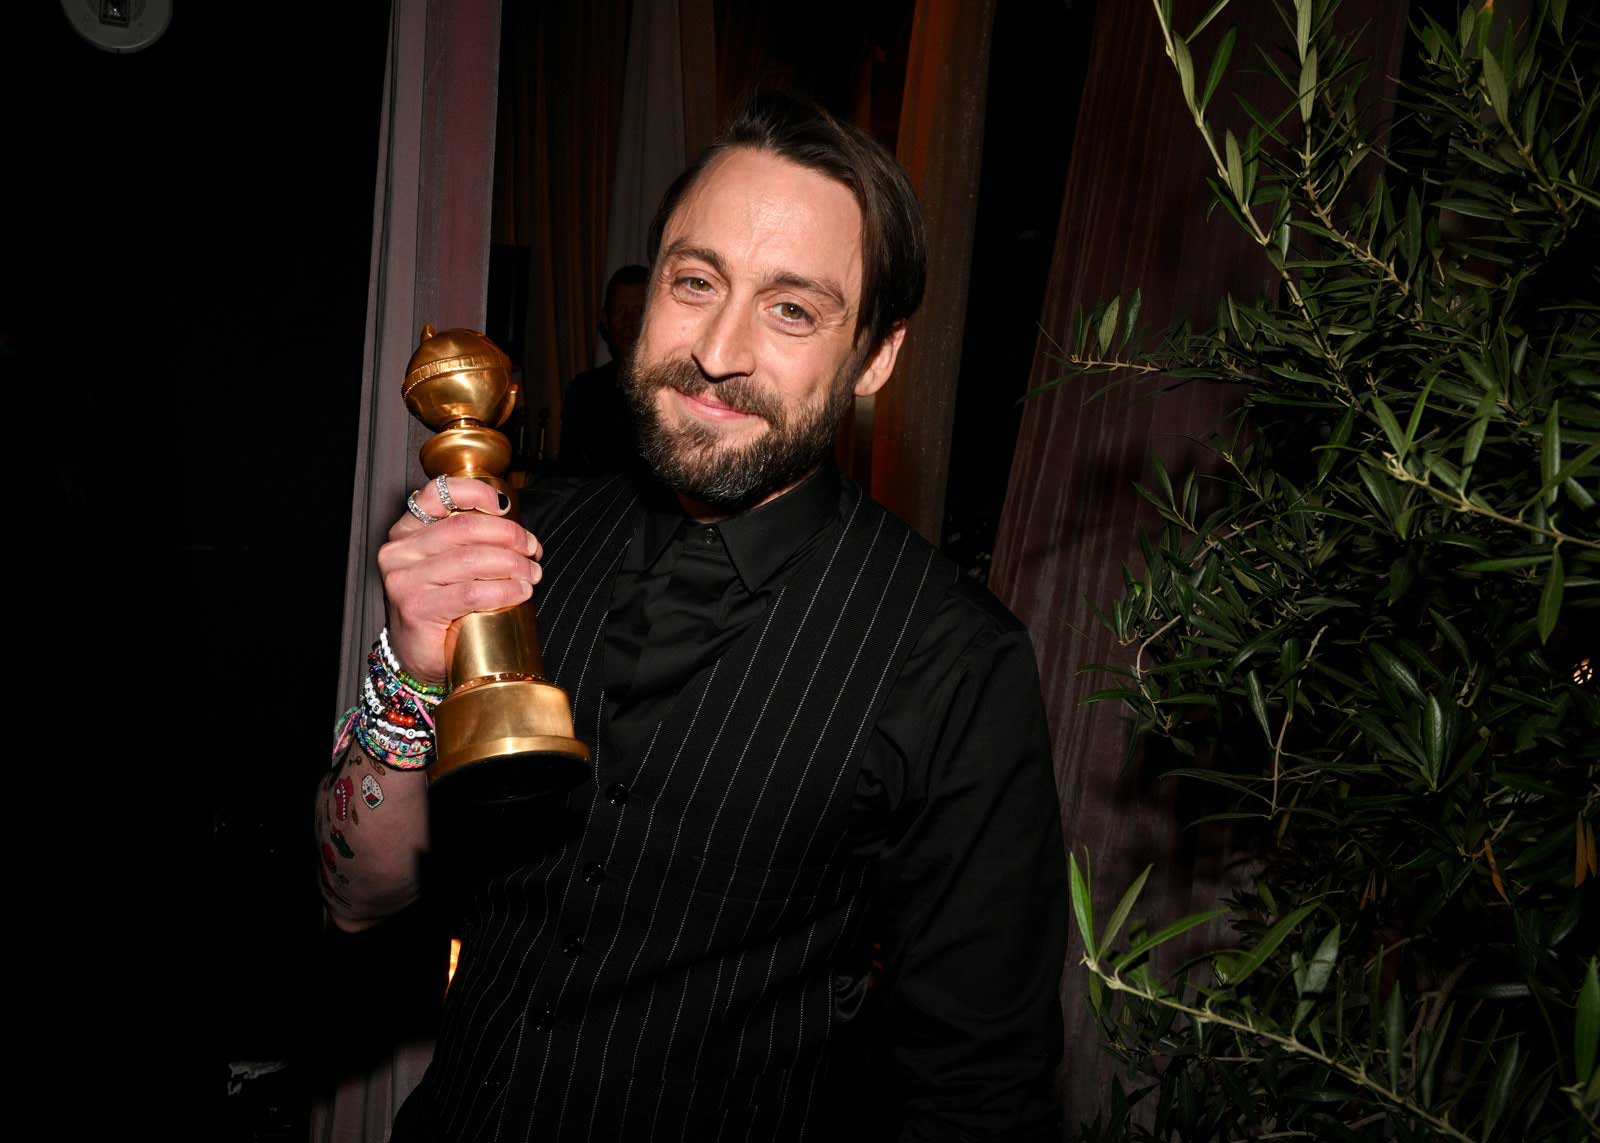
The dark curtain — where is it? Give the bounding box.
[986,0,1408,1124]
[493,0,632,447]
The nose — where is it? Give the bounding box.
[690,297,756,382]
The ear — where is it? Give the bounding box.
[851,323,907,398]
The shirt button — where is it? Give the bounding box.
[562,937,583,957]
[606,782,630,806]
[532,1002,554,1031]
[701,528,717,544]
[582,862,606,885]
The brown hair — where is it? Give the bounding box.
[647,91,927,350]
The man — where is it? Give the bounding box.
[320,93,1068,1142]
[558,264,648,475]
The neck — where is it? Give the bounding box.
[675,465,819,524]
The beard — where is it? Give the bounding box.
[622,349,860,512]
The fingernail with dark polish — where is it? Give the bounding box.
[497,492,510,511]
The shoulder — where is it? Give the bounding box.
[845,481,1029,664]
[518,472,633,536]
[565,361,619,396]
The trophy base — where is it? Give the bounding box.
[428,747,591,877]
[429,676,591,801]
[428,744,591,807]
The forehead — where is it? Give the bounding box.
[661,148,864,303]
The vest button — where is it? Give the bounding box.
[562,937,583,957]
[606,783,630,806]
[532,1002,554,1031]
[582,862,606,885]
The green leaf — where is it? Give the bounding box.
[1540,400,1561,506]
[1578,958,1599,1085]
[1187,0,1231,42]
[1459,349,1499,392]
[1537,549,1564,645]
[1371,394,1406,456]
[1199,26,1236,113]
[1217,904,1317,985]
[1152,456,1175,505]
[1225,129,1244,200]
[1069,852,1095,957]
[1371,644,1424,702]
[1295,0,1311,61]
[1172,35,1195,106]
[1423,695,1445,781]
[1317,406,1355,483]
[1385,983,1405,1093]
[1403,375,1436,455]
[1246,670,1272,744]
[1098,864,1152,958]
[1292,924,1340,1031]
[1098,296,1121,355]
[1461,555,1550,572]
[1299,46,1318,125]
[1403,189,1422,273]
[1528,443,1599,508]
[1123,287,1142,346]
[1113,909,1226,971]
[1460,386,1498,488]
[1480,47,1511,130]
[1483,1036,1520,1138]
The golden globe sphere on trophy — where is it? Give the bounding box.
[401,324,591,811]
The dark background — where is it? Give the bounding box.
[20,0,1084,1135]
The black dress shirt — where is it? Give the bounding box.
[567,465,1067,1140]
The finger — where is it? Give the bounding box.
[411,546,541,589]
[418,475,510,520]
[407,577,535,623]
[382,512,539,566]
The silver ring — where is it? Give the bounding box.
[406,490,443,526]
[435,474,460,514]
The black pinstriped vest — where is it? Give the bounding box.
[415,473,955,1142]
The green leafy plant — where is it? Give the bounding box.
[1048,1,1599,1139]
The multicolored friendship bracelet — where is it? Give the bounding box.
[332,629,446,772]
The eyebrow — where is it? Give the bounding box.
[660,238,850,314]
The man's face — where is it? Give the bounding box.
[624,148,903,512]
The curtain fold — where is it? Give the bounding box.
[321,0,503,1139]
[870,0,994,544]
[987,0,1407,1123]
[598,0,691,367]
[497,0,631,443]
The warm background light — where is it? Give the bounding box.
[448,939,462,990]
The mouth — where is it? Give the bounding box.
[671,386,760,424]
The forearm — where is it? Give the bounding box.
[315,740,430,932]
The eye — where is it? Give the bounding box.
[772,301,814,326]
[670,275,717,303]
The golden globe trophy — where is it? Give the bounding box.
[401,324,591,812]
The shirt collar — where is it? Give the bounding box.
[633,464,842,591]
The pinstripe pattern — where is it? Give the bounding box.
[410,475,955,1141]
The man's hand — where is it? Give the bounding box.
[377,477,544,683]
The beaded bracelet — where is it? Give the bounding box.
[332,629,445,771]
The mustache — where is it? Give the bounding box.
[631,357,787,426]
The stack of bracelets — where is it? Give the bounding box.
[332,628,446,771]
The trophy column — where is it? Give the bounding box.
[401,324,591,809]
